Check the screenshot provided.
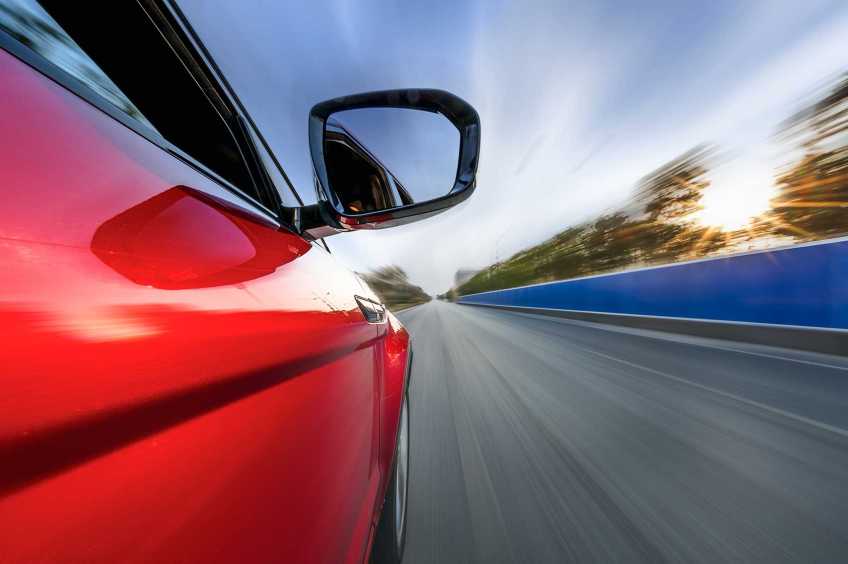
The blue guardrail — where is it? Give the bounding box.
[458,238,848,330]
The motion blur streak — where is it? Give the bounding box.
[399,301,848,564]
[174,1,848,293]
[458,237,848,331]
[456,71,848,299]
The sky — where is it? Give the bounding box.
[180,0,848,294]
[331,107,460,203]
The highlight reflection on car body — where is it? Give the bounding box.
[0,1,480,562]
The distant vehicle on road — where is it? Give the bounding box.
[0,1,479,562]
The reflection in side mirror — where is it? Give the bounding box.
[325,109,459,214]
[301,89,480,238]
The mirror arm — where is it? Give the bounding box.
[295,203,344,240]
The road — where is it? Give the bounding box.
[396,300,848,564]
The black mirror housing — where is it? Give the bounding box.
[301,89,480,238]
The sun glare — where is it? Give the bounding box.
[693,160,777,231]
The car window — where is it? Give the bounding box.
[0,0,266,206]
[244,122,303,208]
[0,0,154,131]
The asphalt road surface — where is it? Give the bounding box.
[397,300,848,564]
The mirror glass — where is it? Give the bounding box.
[325,108,460,214]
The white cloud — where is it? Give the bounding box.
[185,0,848,294]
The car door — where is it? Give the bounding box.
[0,3,382,562]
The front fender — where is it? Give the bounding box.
[375,309,411,512]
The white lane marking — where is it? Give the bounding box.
[493,308,848,373]
[666,340,848,372]
[571,344,848,439]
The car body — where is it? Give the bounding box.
[0,1,478,562]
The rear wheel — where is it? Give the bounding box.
[372,391,409,564]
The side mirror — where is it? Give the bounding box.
[300,89,480,238]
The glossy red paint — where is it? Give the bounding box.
[0,46,409,563]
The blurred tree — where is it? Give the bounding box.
[582,212,639,272]
[632,145,722,262]
[770,74,848,239]
[456,75,848,298]
[359,266,431,311]
[456,146,718,296]
[634,145,714,224]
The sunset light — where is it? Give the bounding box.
[693,161,777,231]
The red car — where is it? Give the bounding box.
[0,2,479,563]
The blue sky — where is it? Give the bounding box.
[182,0,848,293]
[331,107,460,203]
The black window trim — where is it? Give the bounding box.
[0,20,283,226]
[155,0,305,209]
[136,0,280,211]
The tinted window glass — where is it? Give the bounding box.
[0,0,154,130]
[245,123,302,208]
[1,0,266,205]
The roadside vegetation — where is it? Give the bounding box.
[360,265,431,311]
[458,73,848,297]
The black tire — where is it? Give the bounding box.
[372,391,409,564]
